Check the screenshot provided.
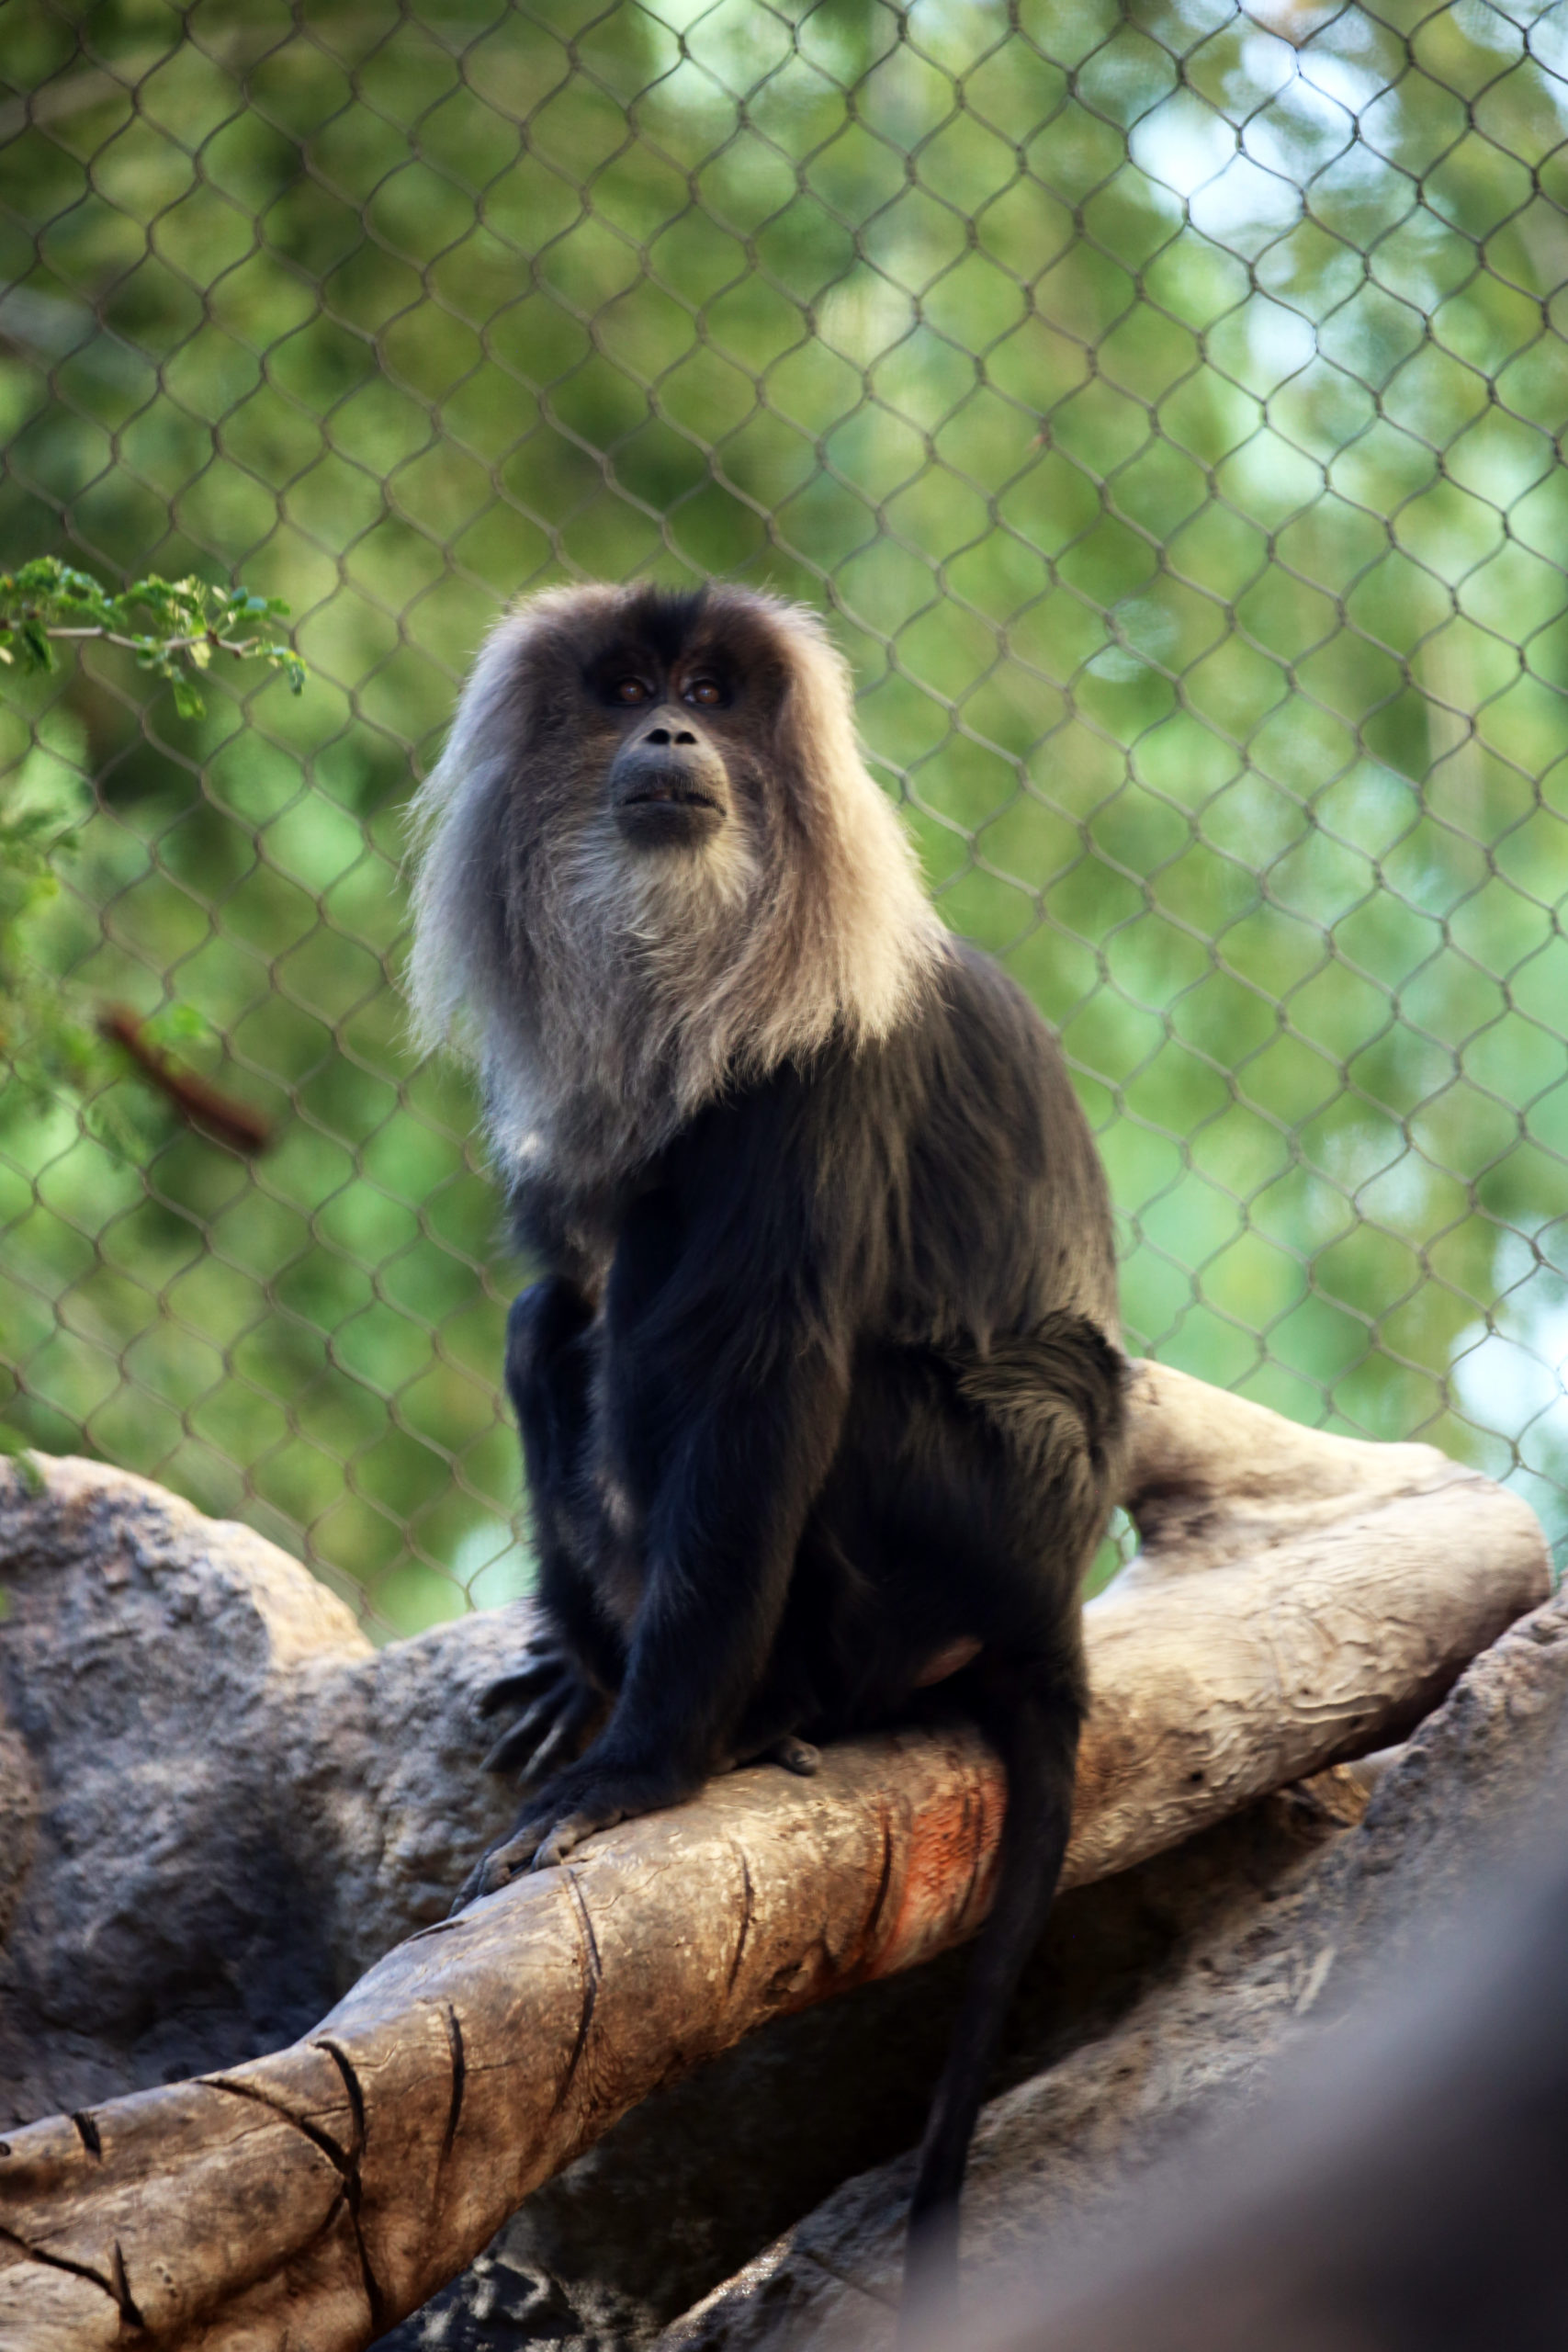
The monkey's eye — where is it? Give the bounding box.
[685,677,723,707]
[613,678,650,706]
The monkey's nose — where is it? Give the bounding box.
[641,722,698,748]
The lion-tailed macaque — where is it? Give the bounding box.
[409,582,1125,2324]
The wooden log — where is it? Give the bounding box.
[0,1363,1549,2352]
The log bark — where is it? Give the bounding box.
[0,1363,1548,2352]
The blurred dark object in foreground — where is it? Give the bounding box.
[971,1802,1568,2352]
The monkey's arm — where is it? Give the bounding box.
[479,1278,621,1785]
[467,1325,852,1888]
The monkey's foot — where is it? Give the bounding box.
[453,1759,695,1908]
[478,1636,603,1784]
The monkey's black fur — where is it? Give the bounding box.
[434,586,1126,2325]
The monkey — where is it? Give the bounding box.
[407,581,1126,2326]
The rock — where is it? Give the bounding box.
[0,1454,525,2122]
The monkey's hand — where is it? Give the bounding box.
[456,1754,699,1906]
[477,1632,604,1784]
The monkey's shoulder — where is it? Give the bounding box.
[686,945,1103,1243]
[654,940,1085,1183]
[928,936,1075,1084]
[877,936,1093,1167]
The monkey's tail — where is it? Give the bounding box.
[900,1688,1078,2346]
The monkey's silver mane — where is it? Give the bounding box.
[407,583,946,1192]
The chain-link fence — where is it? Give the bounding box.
[1,0,1564,1634]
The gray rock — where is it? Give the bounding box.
[0,1453,525,2120]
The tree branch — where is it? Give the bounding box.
[98,1007,270,1154]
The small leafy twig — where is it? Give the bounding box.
[0,557,304,718]
[98,1007,271,1155]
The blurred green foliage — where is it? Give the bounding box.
[0,0,1564,1627]
[0,559,300,1166]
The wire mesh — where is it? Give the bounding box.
[1,0,1564,1634]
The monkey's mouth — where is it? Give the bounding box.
[615,793,728,851]
[613,763,728,848]
[622,781,720,810]
[610,738,731,847]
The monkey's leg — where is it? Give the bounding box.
[901,1679,1079,2342]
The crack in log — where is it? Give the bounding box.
[311,2044,384,2333]
[0,2220,118,2308]
[439,2004,465,2165]
[863,1804,897,1950]
[314,2041,367,2163]
[205,2075,353,2179]
[726,1849,755,1997]
[400,1915,467,1949]
[111,2240,146,2332]
[71,2109,102,2158]
[802,2244,901,2311]
[205,2075,385,2332]
[557,1866,604,2105]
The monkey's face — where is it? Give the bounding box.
[479,586,804,921]
[507,589,793,926]
[588,639,739,856]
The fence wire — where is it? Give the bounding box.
[1,0,1564,1633]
